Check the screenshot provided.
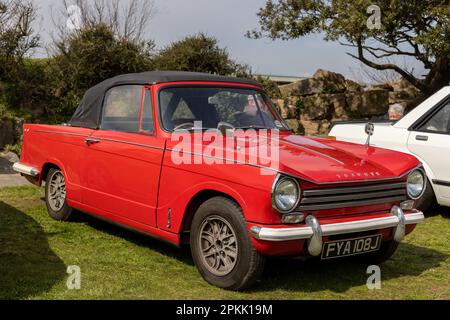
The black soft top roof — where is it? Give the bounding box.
[69,71,261,129]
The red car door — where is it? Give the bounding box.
[81,85,165,227]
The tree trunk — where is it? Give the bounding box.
[424,56,450,95]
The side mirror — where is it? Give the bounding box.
[365,123,375,146]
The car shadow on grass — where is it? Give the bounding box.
[73,211,194,266]
[253,242,448,293]
[0,201,67,299]
[426,205,450,219]
[73,211,448,294]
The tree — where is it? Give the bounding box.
[248,0,450,95]
[54,0,155,44]
[0,0,39,64]
[46,0,157,121]
[48,23,154,121]
[0,0,41,116]
[154,33,251,77]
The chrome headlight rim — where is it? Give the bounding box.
[271,175,301,214]
[406,168,426,200]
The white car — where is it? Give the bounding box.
[329,86,450,210]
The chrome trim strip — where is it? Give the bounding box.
[250,208,425,242]
[301,189,406,204]
[250,225,314,241]
[404,211,425,225]
[303,182,407,197]
[297,196,406,211]
[98,137,166,151]
[321,216,399,236]
[12,163,39,177]
[35,130,89,138]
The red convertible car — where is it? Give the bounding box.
[14,71,425,290]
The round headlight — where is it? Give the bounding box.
[272,177,300,213]
[407,170,425,199]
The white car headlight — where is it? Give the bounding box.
[272,177,301,213]
[407,170,425,199]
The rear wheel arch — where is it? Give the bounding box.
[41,163,60,181]
[41,162,67,182]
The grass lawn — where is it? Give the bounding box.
[1,186,449,300]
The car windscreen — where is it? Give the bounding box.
[158,87,289,131]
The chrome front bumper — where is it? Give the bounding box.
[250,206,424,256]
[12,163,39,177]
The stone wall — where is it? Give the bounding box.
[0,117,24,150]
[275,69,419,136]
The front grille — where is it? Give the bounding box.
[298,182,407,211]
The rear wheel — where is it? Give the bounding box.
[45,168,74,221]
[190,197,265,291]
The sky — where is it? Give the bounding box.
[34,0,425,81]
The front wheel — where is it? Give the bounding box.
[45,168,74,221]
[190,197,265,291]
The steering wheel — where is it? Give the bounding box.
[173,122,196,131]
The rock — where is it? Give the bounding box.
[313,69,346,83]
[300,95,330,120]
[346,89,389,118]
[285,119,302,134]
[0,119,15,150]
[275,99,298,119]
[391,78,417,91]
[345,79,363,93]
[368,83,394,91]
[274,99,285,114]
[279,70,347,97]
[389,88,419,104]
[0,151,19,163]
[279,78,326,97]
[300,93,347,121]
[300,120,319,136]
[0,157,15,174]
[300,120,331,136]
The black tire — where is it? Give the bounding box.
[190,197,265,291]
[359,240,399,264]
[45,168,74,221]
[415,178,436,213]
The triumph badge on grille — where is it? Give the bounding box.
[365,123,375,146]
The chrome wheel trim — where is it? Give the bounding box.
[48,171,66,212]
[198,215,239,277]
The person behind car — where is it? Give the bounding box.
[236,95,275,128]
[388,103,405,121]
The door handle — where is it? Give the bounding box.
[415,135,428,141]
[85,138,101,146]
